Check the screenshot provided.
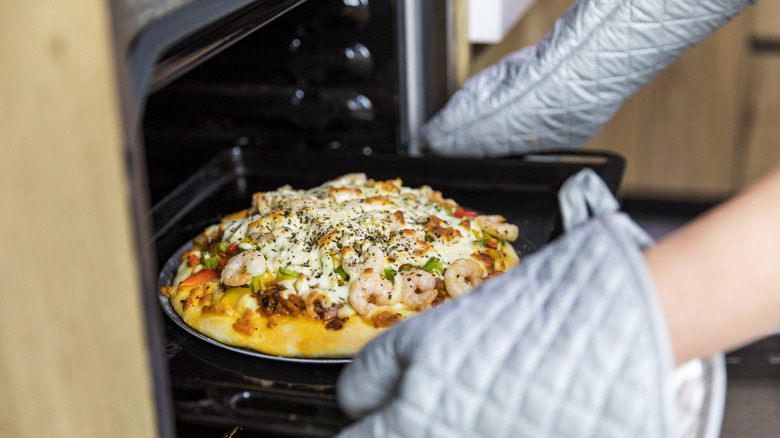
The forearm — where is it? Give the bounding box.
[645,167,780,365]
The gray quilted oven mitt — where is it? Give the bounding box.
[336,169,725,438]
[422,0,757,157]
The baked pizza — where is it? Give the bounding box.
[161,173,522,358]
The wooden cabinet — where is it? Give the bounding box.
[741,52,780,188]
[0,1,158,437]
[462,0,780,200]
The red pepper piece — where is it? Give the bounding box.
[179,269,218,288]
[453,207,479,218]
[187,253,200,267]
[218,258,228,268]
[227,243,239,254]
[486,238,498,249]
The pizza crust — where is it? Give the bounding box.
[162,174,524,359]
[170,286,386,357]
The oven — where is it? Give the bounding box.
[121,1,626,436]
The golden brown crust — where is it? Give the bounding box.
[170,286,385,357]
[164,175,524,359]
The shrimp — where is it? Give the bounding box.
[444,258,485,298]
[474,215,519,242]
[398,268,438,308]
[220,250,267,287]
[340,245,386,278]
[349,270,392,316]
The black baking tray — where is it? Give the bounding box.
[149,146,624,437]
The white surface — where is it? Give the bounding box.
[468,0,537,43]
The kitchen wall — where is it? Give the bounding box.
[459,0,780,201]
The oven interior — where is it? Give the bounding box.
[135,1,627,436]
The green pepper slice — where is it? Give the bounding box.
[277,267,299,280]
[335,266,349,280]
[383,268,395,283]
[202,257,219,270]
[248,275,261,293]
[421,257,443,274]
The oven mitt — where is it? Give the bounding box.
[336,169,725,438]
[422,0,756,157]
[673,355,726,438]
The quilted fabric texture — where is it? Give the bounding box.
[422,0,757,157]
[336,197,677,436]
[673,356,726,438]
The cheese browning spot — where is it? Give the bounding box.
[372,310,402,328]
[233,309,257,336]
[425,215,462,242]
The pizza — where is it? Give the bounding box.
[160,173,522,358]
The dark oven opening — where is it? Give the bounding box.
[143,0,403,205]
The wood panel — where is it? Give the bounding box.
[0,1,159,437]
[470,0,573,77]
[451,0,472,87]
[739,54,780,187]
[738,1,780,187]
[751,0,780,41]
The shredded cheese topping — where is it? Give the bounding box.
[179,173,519,323]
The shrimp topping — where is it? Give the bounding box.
[340,245,386,278]
[399,268,438,308]
[221,250,267,287]
[349,269,393,316]
[474,215,519,241]
[444,258,485,298]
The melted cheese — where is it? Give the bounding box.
[170,173,522,358]
[215,174,502,307]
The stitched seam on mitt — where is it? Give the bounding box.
[595,214,675,436]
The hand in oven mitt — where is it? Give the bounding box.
[335,170,723,438]
[421,0,756,157]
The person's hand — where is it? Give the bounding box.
[422,0,755,157]
[336,171,681,438]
